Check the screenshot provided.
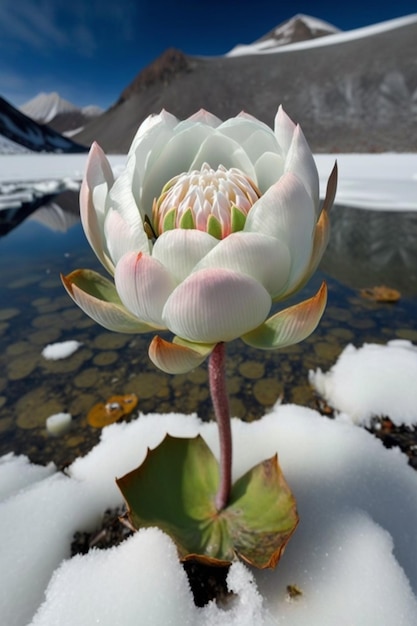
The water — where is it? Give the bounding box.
[1,192,416,466]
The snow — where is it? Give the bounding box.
[227,13,417,56]
[246,14,340,52]
[290,14,340,34]
[19,93,103,125]
[1,150,417,624]
[310,340,417,426]
[1,398,417,626]
[20,92,79,125]
[41,340,83,360]
[45,413,73,437]
[1,153,416,211]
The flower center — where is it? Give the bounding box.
[151,162,261,240]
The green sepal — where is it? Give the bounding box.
[242,282,327,350]
[61,269,157,334]
[63,269,123,304]
[163,208,177,232]
[179,208,195,230]
[117,434,298,568]
[230,206,247,233]
[207,215,222,239]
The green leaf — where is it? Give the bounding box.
[116,435,298,568]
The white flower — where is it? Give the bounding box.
[62,107,337,373]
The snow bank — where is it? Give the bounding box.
[1,405,417,625]
[310,340,417,426]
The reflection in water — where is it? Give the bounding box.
[0,192,416,467]
[322,205,417,296]
[0,190,80,237]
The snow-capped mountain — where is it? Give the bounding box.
[227,14,340,55]
[20,92,103,135]
[0,96,88,154]
[74,13,417,154]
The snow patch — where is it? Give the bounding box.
[42,340,83,360]
[310,340,417,426]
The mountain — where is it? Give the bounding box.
[74,14,417,154]
[227,13,340,55]
[0,96,88,153]
[20,92,103,135]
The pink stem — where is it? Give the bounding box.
[208,342,232,511]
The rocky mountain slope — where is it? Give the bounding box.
[74,14,417,153]
[227,13,340,55]
[0,96,88,153]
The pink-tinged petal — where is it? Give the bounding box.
[237,110,274,132]
[253,151,285,193]
[162,268,271,344]
[80,142,114,274]
[104,209,151,266]
[245,172,316,288]
[61,270,155,333]
[114,252,176,328]
[149,336,215,374]
[152,230,219,282]
[242,282,327,349]
[285,126,320,212]
[181,109,222,127]
[274,106,296,155]
[193,232,291,299]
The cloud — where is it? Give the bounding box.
[0,1,68,51]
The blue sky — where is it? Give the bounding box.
[1,0,416,111]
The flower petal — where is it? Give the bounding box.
[61,270,155,333]
[189,133,257,181]
[285,125,320,212]
[193,232,291,298]
[278,209,330,301]
[128,110,178,159]
[141,123,216,215]
[274,106,296,155]
[244,172,316,290]
[279,162,336,299]
[218,118,278,160]
[80,142,114,273]
[178,109,222,128]
[152,229,219,282]
[149,335,215,374]
[163,268,271,343]
[242,282,327,349]
[104,209,151,266]
[114,252,176,328]
[253,151,285,193]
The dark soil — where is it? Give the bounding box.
[71,507,231,608]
